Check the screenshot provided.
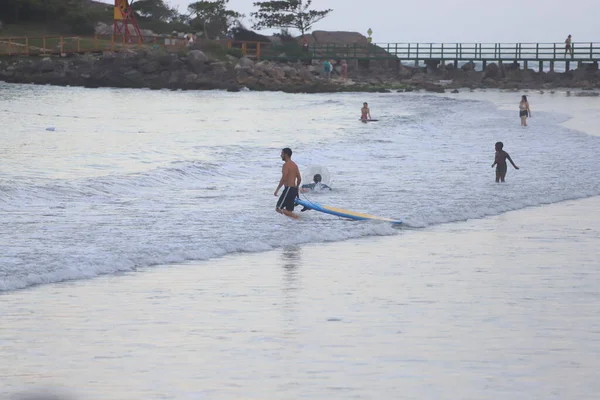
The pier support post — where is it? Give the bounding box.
[482,60,487,70]
[539,61,543,72]
[524,61,528,70]
[414,59,419,68]
[454,59,458,69]
[549,61,555,72]
[565,61,570,72]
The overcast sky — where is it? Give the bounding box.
[106,0,600,43]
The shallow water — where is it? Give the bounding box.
[1,83,600,291]
[1,196,599,400]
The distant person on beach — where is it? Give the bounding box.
[323,60,332,81]
[492,142,519,183]
[340,59,348,80]
[519,95,531,126]
[274,147,301,219]
[565,34,573,58]
[361,102,372,122]
[300,174,331,193]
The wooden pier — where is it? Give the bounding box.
[1,36,599,72]
[258,42,600,71]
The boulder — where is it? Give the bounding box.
[102,51,116,61]
[188,50,208,63]
[461,61,476,71]
[238,57,254,68]
[484,62,500,79]
[282,66,298,78]
[39,57,54,73]
[187,50,208,73]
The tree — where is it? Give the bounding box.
[250,0,331,37]
[187,0,242,39]
[133,0,177,22]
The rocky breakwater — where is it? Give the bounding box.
[404,60,600,92]
[0,48,340,93]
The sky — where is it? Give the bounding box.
[104,0,600,43]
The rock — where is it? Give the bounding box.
[451,89,459,93]
[461,61,475,71]
[188,50,208,63]
[238,57,254,68]
[102,51,116,61]
[424,59,440,73]
[485,63,500,79]
[187,50,207,73]
[138,60,160,74]
[39,57,54,73]
[226,55,238,63]
[421,82,445,93]
[267,66,285,80]
[397,64,413,79]
[255,60,269,69]
[119,49,139,61]
[157,53,176,67]
[122,69,144,86]
[282,66,298,78]
[235,68,251,84]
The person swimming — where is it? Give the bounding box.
[300,174,331,193]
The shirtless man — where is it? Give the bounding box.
[274,147,302,219]
[565,34,573,58]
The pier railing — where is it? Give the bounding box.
[255,42,600,62]
[0,35,189,56]
[299,42,600,61]
[1,36,599,63]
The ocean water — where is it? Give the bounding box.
[1,83,600,292]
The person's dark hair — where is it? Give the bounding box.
[282,148,292,157]
[521,95,528,102]
[313,174,322,183]
[495,141,503,150]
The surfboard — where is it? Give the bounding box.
[295,198,402,225]
[359,119,378,122]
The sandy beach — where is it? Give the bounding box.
[1,89,599,400]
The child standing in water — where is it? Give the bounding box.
[492,142,519,182]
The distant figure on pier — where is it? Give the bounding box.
[519,95,531,126]
[492,142,519,183]
[565,34,573,58]
[361,102,372,122]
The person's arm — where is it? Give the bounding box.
[527,103,532,117]
[368,109,372,120]
[274,165,287,196]
[492,156,497,168]
[507,153,519,169]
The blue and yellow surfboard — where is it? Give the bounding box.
[295,198,402,225]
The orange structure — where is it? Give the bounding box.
[113,0,143,43]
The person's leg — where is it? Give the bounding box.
[282,209,299,219]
